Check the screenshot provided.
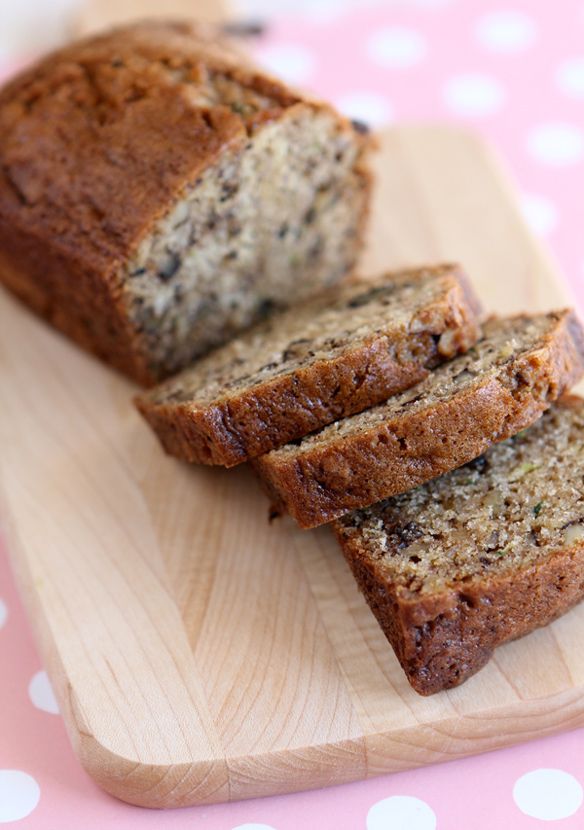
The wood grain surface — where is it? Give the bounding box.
[73,0,230,36]
[2,126,584,809]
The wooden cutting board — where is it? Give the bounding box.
[2,126,583,810]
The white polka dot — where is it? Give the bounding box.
[367,27,427,69]
[443,74,505,116]
[256,44,315,85]
[335,92,392,127]
[556,58,584,99]
[475,10,537,52]
[367,795,436,830]
[231,825,277,830]
[513,768,583,820]
[29,670,59,715]
[0,770,40,823]
[527,123,584,166]
[521,194,558,236]
[0,599,7,629]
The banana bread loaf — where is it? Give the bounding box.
[335,396,584,694]
[135,264,481,466]
[254,310,584,527]
[0,20,372,385]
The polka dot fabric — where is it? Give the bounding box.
[2,1,584,827]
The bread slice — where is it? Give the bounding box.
[0,21,371,385]
[135,264,481,466]
[254,310,584,528]
[334,396,584,694]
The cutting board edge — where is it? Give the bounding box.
[49,685,584,807]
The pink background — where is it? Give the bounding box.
[2,1,584,827]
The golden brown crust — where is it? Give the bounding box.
[254,310,584,528]
[135,264,482,466]
[0,20,371,385]
[337,523,584,695]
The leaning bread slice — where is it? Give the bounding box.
[135,264,480,466]
[334,396,584,695]
[254,310,584,527]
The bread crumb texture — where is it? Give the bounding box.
[338,399,584,596]
[144,264,476,408]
